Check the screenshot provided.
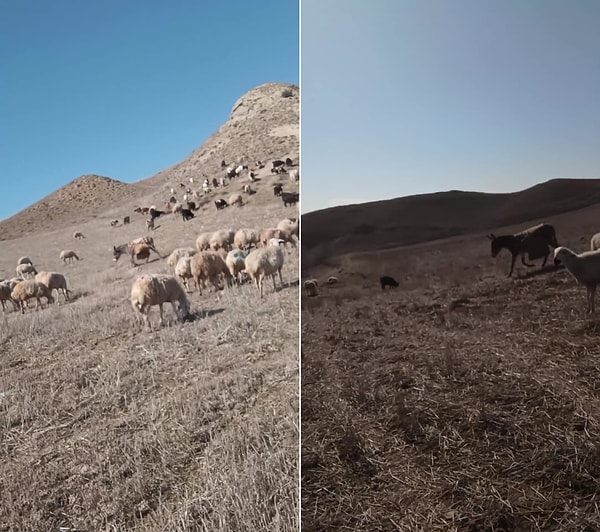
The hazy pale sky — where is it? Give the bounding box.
[0,1,299,222]
[301,0,600,213]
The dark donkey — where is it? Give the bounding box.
[488,223,559,277]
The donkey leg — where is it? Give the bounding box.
[521,254,535,267]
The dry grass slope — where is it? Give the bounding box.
[0,81,299,531]
[302,195,600,531]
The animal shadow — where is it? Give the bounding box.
[521,263,563,279]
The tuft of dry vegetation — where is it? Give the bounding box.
[302,203,600,531]
[0,82,299,531]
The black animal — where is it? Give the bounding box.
[256,160,265,169]
[380,276,399,290]
[123,216,130,224]
[181,208,194,221]
[488,223,559,277]
[149,208,167,221]
[179,183,186,188]
[281,192,299,207]
[226,169,237,179]
[285,157,293,166]
[273,184,283,197]
[186,201,197,211]
[168,195,177,203]
[212,178,218,188]
[215,199,228,210]
[272,159,285,168]
[221,160,227,168]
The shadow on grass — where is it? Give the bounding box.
[520,263,564,279]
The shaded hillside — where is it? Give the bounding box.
[302,178,600,269]
[0,82,299,241]
[0,175,136,240]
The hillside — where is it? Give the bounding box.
[0,81,299,531]
[0,82,299,241]
[302,178,600,270]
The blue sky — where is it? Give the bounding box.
[0,1,298,222]
[301,0,600,213]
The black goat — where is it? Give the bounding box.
[215,199,228,210]
[281,192,299,207]
[149,208,167,221]
[181,208,194,221]
[273,184,283,197]
[380,276,399,290]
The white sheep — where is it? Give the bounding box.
[196,232,214,251]
[11,280,55,314]
[244,238,285,298]
[234,228,260,250]
[210,229,235,251]
[130,274,191,330]
[174,256,193,290]
[276,218,299,248]
[73,231,85,239]
[146,218,155,232]
[226,249,249,285]
[17,256,33,266]
[60,250,80,263]
[554,246,600,313]
[166,247,198,269]
[327,276,338,285]
[590,232,600,251]
[190,250,232,294]
[260,228,282,246]
[34,271,70,303]
[288,168,299,181]
[228,193,243,207]
[16,262,38,279]
[304,279,318,297]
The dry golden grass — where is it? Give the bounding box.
[0,81,299,529]
[302,208,600,531]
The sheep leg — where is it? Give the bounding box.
[170,301,181,322]
[588,285,596,314]
[278,269,284,289]
[158,303,165,326]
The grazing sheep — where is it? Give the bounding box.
[16,262,38,279]
[209,229,235,251]
[288,169,299,182]
[304,279,318,297]
[73,231,85,239]
[146,218,155,231]
[226,249,249,285]
[170,202,183,214]
[285,157,293,166]
[190,250,232,294]
[196,232,214,252]
[11,280,55,313]
[380,276,399,290]
[174,256,193,290]
[276,218,299,247]
[489,223,559,277]
[554,246,600,313]
[17,256,33,266]
[244,238,285,298]
[35,271,70,303]
[110,219,119,226]
[166,247,198,269]
[123,216,130,225]
[243,184,254,194]
[60,250,80,264]
[228,193,243,207]
[130,274,191,330]
[281,192,299,207]
[260,228,282,246]
[0,282,18,312]
[215,198,228,210]
[234,228,260,250]
[327,276,338,285]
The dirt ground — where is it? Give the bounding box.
[301,202,600,531]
